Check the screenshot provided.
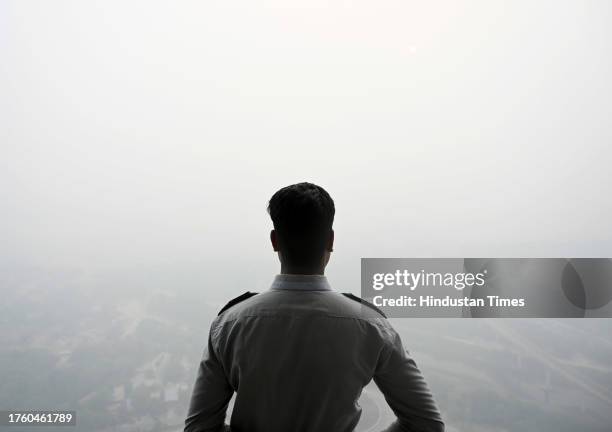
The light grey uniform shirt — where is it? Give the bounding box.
[185,274,444,432]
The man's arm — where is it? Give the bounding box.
[184,324,233,432]
[373,325,445,432]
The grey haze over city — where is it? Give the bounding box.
[2,1,612,431]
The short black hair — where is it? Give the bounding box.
[267,182,335,267]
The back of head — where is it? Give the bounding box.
[267,182,335,270]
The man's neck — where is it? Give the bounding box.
[280,264,325,276]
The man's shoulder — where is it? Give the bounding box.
[217,291,259,316]
[215,290,387,322]
[340,292,387,318]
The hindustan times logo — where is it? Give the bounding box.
[372,269,487,291]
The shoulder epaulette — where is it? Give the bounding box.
[217,291,258,316]
[342,293,387,318]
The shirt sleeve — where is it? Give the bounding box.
[373,325,445,432]
[184,321,234,432]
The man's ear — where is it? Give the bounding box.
[270,230,279,251]
[326,229,334,252]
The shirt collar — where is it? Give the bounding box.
[270,274,332,291]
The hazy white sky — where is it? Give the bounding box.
[2,1,611,280]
